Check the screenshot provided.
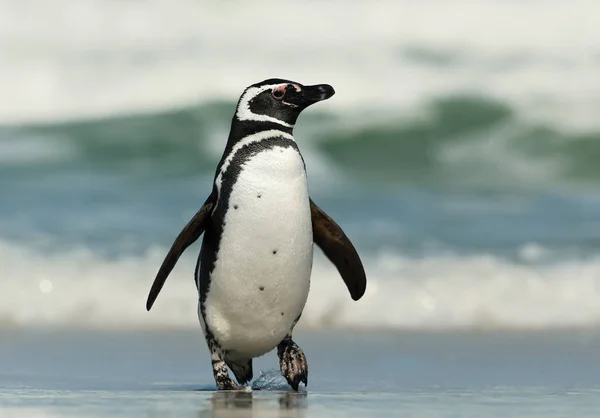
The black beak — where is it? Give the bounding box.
[287,84,335,108]
[303,84,335,103]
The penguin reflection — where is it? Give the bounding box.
[200,391,307,418]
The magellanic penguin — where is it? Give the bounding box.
[146,79,367,391]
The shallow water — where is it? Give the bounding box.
[1,330,600,417]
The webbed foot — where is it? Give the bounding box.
[277,336,308,391]
[212,359,246,390]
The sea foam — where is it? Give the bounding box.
[1,239,600,332]
[1,0,599,131]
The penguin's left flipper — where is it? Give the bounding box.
[146,192,216,311]
[310,199,367,301]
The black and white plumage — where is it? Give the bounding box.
[146,78,367,391]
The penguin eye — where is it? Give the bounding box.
[271,86,286,100]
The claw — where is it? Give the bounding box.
[217,377,245,391]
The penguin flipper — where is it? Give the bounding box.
[310,199,367,301]
[146,193,216,311]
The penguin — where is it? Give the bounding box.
[146,78,367,391]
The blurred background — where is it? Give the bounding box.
[1,0,599,332]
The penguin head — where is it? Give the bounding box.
[235,78,335,128]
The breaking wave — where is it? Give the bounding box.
[3,97,600,190]
[2,239,600,332]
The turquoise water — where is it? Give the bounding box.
[2,0,600,330]
[3,98,600,331]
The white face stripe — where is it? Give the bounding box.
[236,84,295,128]
[214,129,295,204]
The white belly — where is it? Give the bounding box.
[202,146,313,359]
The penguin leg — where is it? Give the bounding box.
[277,335,308,391]
[226,359,253,386]
[211,357,242,390]
[207,339,243,390]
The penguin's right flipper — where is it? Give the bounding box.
[146,192,216,311]
[310,199,367,301]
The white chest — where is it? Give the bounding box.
[202,145,314,359]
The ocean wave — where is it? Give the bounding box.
[4,96,600,189]
[0,131,76,165]
[1,239,600,332]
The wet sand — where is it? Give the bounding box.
[1,329,600,417]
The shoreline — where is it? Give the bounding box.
[2,328,600,416]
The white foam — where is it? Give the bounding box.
[1,0,599,130]
[436,123,566,188]
[0,135,76,165]
[2,239,600,332]
[0,409,68,418]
